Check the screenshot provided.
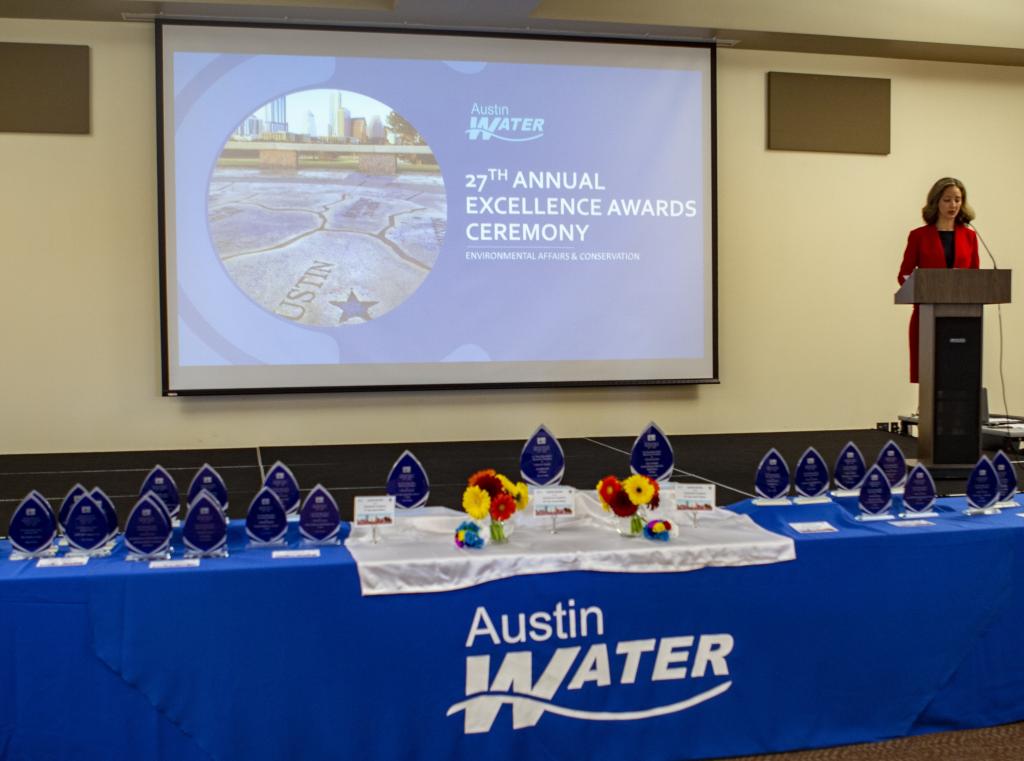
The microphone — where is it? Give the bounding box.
[966,222,998,269]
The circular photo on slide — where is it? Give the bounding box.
[207,89,446,327]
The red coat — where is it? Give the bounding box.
[897,224,979,382]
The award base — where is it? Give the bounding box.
[247,538,286,550]
[69,543,115,558]
[126,549,173,562]
[184,547,229,559]
[793,495,832,505]
[898,511,939,519]
[964,505,1000,517]
[995,500,1021,509]
[752,497,792,506]
[855,513,895,522]
[9,545,59,561]
[830,489,860,498]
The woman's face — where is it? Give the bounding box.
[937,185,963,224]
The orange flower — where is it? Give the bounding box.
[468,469,504,497]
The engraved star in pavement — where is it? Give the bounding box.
[331,290,379,323]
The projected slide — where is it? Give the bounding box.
[160,25,715,392]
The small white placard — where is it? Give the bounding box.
[532,487,575,518]
[272,549,321,559]
[892,519,935,528]
[149,558,201,569]
[354,495,396,527]
[673,483,716,511]
[36,556,89,568]
[788,521,838,534]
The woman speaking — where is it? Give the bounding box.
[897,177,979,383]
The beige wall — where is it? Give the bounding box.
[1,18,1021,454]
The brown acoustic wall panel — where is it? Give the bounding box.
[767,72,889,155]
[0,43,90,134]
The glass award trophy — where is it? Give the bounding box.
[520,424,566,487]
[8,493,58,559]
[58,483,89,539]
[900,464,938,518]
[65,493,115,555]
[630,422,674,482]
[140,465,181,521]
[992,451,1020,508]
[182,491,228,558]
[245,487,288,547]
[299,484,341,545]
[832,442,867,496]
[793,447,831,504]
[965,456,1000,516]
[386,450,430,509]
[753,448,791,505]
[857,465,894,521]
[90,487,120,549]
[187,464,229,515]
[124,494,173,561]
[875,441,908,493]
[264,462,301,517]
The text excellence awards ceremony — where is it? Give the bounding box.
[3,3,1024,760]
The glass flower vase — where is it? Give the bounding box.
[617,513,645,538]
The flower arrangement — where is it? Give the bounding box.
[454,521,485,549]
[596,474,661,537]
[643,519,673,541]
[461,469,529,544]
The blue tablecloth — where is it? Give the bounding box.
[2,499,1024,761]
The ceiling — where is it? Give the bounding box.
[2,0,1023,67]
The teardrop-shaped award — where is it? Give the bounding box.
[876,441,908,489]
[188,464,229,513]
[832,442,867,492]
[386,450,430,509]
[65,494,113,554]
[124,494,173,560]
[183,491,228,558]
[901,464,938,517]
[90,488,120,542]
[299,484,341,544]
[794,447,830,499]
[8,493,57,557]
[857,465,893,520]
[630,422,674,482]
[140,465,181,520]
[245,487,288,546]
[992,451,1019,505]
[264,462,301,515]
[966,456,1000,515]
[59,483,89,532]
[754,448,790,501]
[520,425,565,487]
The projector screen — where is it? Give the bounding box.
[158,22,717,393]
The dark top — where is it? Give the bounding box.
[938,229,955,268]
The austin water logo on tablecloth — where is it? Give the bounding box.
[124,494,173,559]
[299,484,341,544]
[992,451,1018,502]
[446,602,734,734]
[8,493,57,556]
[140,465,181,520]
[264,462,301,515]
[386,451,430,509]
[794,448,829,498]
[755,449,790,499]
[833,442,866,491]
[630,422,674,482]
[966,457,1000,511]
[858,465,892,517]
[520,424,565,487]
[876,442,907,488]
[901,464,937,514]
[188,464,229,513]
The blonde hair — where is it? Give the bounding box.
[921,177,975,225]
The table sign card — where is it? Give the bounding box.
[355,496,395,543]
[788,521,838,534]
[264,462,301,516]
[793,447,831,503]
[8,493,58,559]
[876,441,908,491]
[299,484,341,545]
[386,450,430,509]
[182,491,228,558]
[188,464,229,514]
[124,494,173,561]
[965,456,1000,516]
[64,494,114,555]
[140,465,181,520]
[630,422,674,482]
[532,486,575,533]
[672,483,716,527]
[832,442,867,495]
[520,424,566,487]
[857,465,894,521]
[900,464,938,518]
[993,451,1019,508]
[753,448,791,505]
[37,556,89,568]
[272,549,321,559]
[90,488,120,545]
[245,487,288,547]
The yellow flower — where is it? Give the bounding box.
[462,485,491,520]
[497,474,516,494]
[622,474,655,506]
[512,482,529,511]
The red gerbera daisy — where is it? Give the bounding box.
[489,492,517,522]
[598,476,621,504]
[468,469,504,497]
[610,489,638,517]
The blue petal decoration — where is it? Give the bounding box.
[386,451,430,509]
[124,494,173,558]
[245,487,288,545]
[64,494,112,552]
[182,491,227,555]
[90,488,120,541]
[8,493,57,555]
[966,456,1000,510]
[59,483,88,532]
[629,422,674,482]
[264,462,301,515]
[520,424,565,487]
[902,464,937,513]
[755,448,790,499]
[992,451,1018,501]
[299,484,341,543]
[833,442,867,490]
[187,464,229,512]
[794,447,829,497]
[858,465,893,516]
[140,465,181,519]
[876,441,908,488]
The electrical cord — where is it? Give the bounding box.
[970,223,1012,424]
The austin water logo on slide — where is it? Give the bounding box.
[446,601,734,733]
[467,103,544,142]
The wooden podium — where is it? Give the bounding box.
[895,269,1011,471]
